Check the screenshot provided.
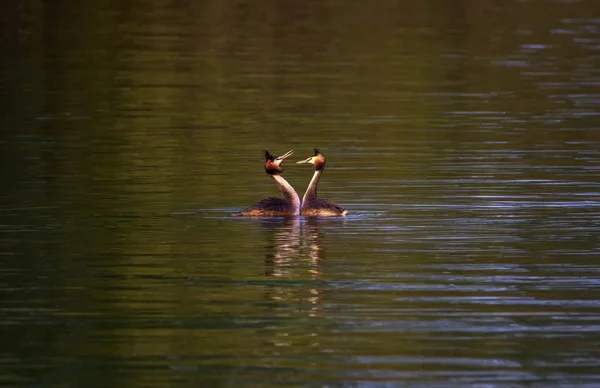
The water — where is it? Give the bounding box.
[1,1,600,386]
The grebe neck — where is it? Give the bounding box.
[271,174,301,215]
[301,169,323,207]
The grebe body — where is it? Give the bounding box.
[235,150,300,217]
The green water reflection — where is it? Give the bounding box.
[1,0,600,386]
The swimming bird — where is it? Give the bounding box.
[235,150,301,217]
[296,148,348,216]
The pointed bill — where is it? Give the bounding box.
[277,150,294,160]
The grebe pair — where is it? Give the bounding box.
[236,149,347,217]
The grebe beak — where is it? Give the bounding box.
[296,157,312,164]
[276,150,294,160]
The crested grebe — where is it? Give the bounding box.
[296,148,347,216]
[235,150,300,217]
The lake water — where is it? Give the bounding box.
[1,1,600,386]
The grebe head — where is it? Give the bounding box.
[264,150,294,175]
[296,148,326,171]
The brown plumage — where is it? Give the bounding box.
[237,197,297,217]
[296,148,348,217]
[235,150,301,217]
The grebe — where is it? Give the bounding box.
[296,148,348,216]
[235,150,301,217]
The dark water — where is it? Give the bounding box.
[2,1,600,386]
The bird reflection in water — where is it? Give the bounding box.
[260,217,331,323]
[258,217,346,353]
[262,217,325,279]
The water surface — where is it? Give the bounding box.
[1,1,600,386]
